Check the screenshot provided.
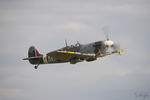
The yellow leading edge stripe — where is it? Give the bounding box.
[57,49,128,54]
[117,49,128,53]
[57,51,76,54]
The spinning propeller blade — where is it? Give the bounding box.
[102,26,110,40]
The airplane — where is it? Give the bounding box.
[23,37,128,69]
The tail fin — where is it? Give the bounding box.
[23,46,43,65]
[28,46,41,57]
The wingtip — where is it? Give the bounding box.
[117,49,128,53]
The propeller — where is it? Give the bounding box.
[102,26,110,40]
[102,26,121,53]
[112,43,120,51]
[112,43,121,55]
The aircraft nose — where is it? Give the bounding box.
[104,40,114,47]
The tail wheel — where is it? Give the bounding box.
[34,64,39,69]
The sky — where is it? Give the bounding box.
[0,0,150,100]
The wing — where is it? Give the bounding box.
[112,49,128,53]
[47,49,128,61]
[104,49,128,56]
[47,50,96,61]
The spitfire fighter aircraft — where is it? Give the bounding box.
[23,37,127,69]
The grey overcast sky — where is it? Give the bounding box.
[0,0,150,100]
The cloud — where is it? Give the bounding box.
[0,88,26,100]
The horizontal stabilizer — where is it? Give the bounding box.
[23,56,42,60]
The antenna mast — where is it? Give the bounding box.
[65,40,68,47]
